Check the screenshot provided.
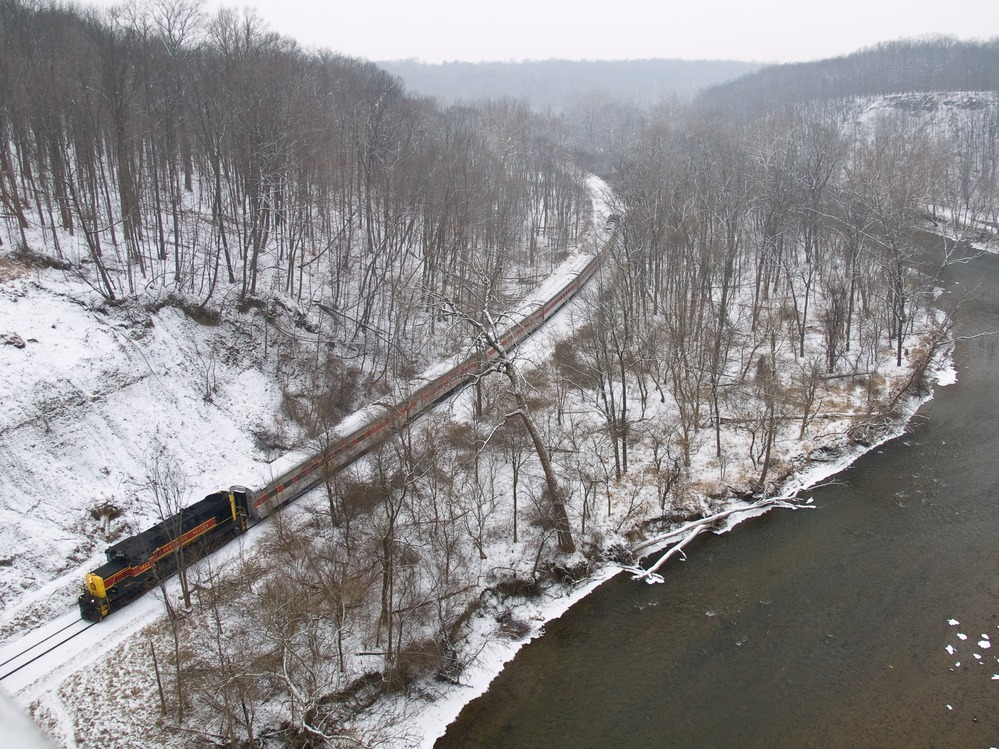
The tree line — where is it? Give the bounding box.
[380,58,762,109]
[0,0,587,381]
[697,36,999,117]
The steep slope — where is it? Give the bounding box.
[0,271,295,638]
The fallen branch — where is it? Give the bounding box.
[626,495,814,585]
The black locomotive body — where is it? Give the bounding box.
[78,488,251,621]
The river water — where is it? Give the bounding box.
[437,242,999,748]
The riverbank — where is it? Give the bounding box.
[424,241,999,749]
[378,333,958,748]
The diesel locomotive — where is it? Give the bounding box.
[79,488,252,621]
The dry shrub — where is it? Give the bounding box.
[89,501,123,523]
[0,255,26,282]
[443,421,481,452]
[496,608,532,638]
[384,639,442,692]
[340,480,384,519]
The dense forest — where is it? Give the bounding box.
[2,2,999,746]
[696,36,999,115]
[0,0,588,397]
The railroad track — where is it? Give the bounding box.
[0,615,97,683]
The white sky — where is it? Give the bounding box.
[83,0,996,63]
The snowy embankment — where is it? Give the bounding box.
[0,272,299,640]
[403,351,958,749]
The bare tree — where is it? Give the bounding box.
[441,268,576,554]
[143,447,194,609]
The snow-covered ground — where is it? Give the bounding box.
[0,272,292,640]
[0,168,961,747]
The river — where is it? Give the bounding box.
[437,241,999,748]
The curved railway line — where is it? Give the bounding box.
[73,247,608,624]
[244,249,606,520]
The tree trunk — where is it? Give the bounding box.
[507,367,575,554]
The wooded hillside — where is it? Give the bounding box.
[0,0,588,388]
[696,36,999,115]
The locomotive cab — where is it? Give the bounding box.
[230,485,254,524]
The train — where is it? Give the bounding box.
[78,251,602,622]
[78,489,252,621]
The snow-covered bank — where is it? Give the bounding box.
[405,343,956,749]
[0,273,294,639]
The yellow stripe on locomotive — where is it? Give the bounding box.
[79,488,252,621]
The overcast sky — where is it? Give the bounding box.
[83,0,996,64]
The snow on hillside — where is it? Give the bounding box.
[849,91,998,129]
[844,92,999,254]
[0,270,296,639]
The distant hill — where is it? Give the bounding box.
[379,58,762,108]
[696,36,999,116]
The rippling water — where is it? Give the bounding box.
[438,241,999,748]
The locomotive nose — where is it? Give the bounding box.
[78,593,106,622]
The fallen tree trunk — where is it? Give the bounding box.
[625,495,814,584]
